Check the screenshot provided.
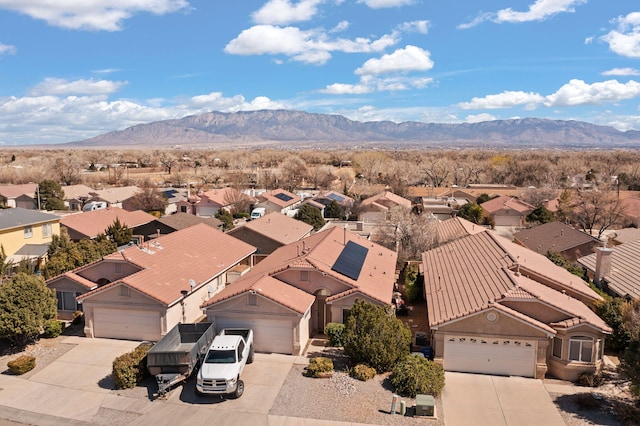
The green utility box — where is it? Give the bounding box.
[415,394,435,417]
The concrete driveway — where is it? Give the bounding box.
[442,372,565,426]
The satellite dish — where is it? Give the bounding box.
[189,279,196,288]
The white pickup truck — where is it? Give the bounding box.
[196,328,254,398]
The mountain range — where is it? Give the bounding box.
[65,110,640,149]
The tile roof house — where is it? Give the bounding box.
[156,212,223,232]
[513,222,600,262]
[480,195,534,227]
[253,188,302,215]
[578,240,640,300]
[608,227,640,246]
[158,188,188,216]
[0,207,60,270]
[201,226,397,355]
[86,186,142,210]
[176,187,250,217]
[357,191,412,223]
[620,197,640,228]
[312,191,355,218]
[50,224,256,338]
[61,184,96,211]
[0,183,38,209]
[226,212,313,256]
[60,207,166,242]
[435,216,486,245]
[421,230,609,381]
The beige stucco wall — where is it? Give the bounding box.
[275,269,352,296]
[227,228,282,255]
[76,260,141,284]
[358,209,385,223]
[328,293,387,325]
[48,276,92,320]
[547,325,606,381]
[500,300,570,324]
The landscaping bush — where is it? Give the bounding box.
[573,393,602,410]
[325,322,345,347]
[7,355,36,375]
[577,372,603,388]
[112,343,152,389]
[305,357,334,378]
[71,311,84,325]
[390,355,445,397]
[42,319,64,338]
[351,364,376,381]
[402,263,422,303]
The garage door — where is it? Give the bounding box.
[215,317,293,354]
[198,207,217,217]
[444,335,536,378]
[93,308,161,341]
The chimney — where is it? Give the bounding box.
[594,247,613,285]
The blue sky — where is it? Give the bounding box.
[0,0,639,145]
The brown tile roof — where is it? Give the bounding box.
[578,239,640,299]
[480,195,534,214]
[257,189,301,208]
[60,207,157,238]
[229,212,312,245]
[61,184,95,200]
[47,271,98,291]
[77,224,256,306]
[513,222,598,255]
[157,212,223,231]
[422,231,604,331]
[89,186,141,203]
[360,191,411,210]
[0,183,37,199]
[203,226,397,312]
[610,228,640,245]
[436,216,486,244]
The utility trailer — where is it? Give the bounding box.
[146,322,216,397]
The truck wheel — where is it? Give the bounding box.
[233,379,244,398]
[247,346,254,364]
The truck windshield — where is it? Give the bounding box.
[204,350,236,364]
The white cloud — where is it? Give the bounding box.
[92,68,122,75]
[0,0,190,31]
[224,25,398,65]
[320,83,373,94]
[320,74,433,94]
[545,79,640,106]
[396,20,429,34]
[601,68,640,76]
[358,0,414,9]
[496,0,586,23]
[0,42,16,56]
[330,20,349,33]
[465,113,497,123]
[28,78,127,96]
[458,91,545,110]
[251,0,323,25]
[355,45,433,75]
[601,12,640,58]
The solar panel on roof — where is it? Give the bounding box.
[274,192,294,202]
[327,193,345,202]
[332,241,368,280]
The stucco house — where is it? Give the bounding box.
[578,241,640,300]
[253,188,301,215]
[61,184,96,211]
[0,207,60,270]
[513,221,600,263]
[421,225,610,381]
[480,195,534,227]
[60,207,166,242]
[201,226,397,355]
[176,187,250,217]
[0,183,38,209]
[85,186,142,210]
[50,224,256,339]
[226,212,313,256]
[357,191,411,223]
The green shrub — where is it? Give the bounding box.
[351,364,376,381]
[7,355,36,375]
[403,263,422,303]
[42,319,64,338]
[112,343,152,389]
[577,372,603,388]
[71,311,84,325]
[391,355,445,397]
[325,323,345,347]
[305,357,334,378]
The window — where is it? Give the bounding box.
[569,336,593,362]
[56,291,80,311]
[552,337,563,359]
[180,205,187,213]
[120,286,131,297]
[24,225,33,238]
[300,271,309,282]
[248,292,258,306]
[42,223,52,238]
[342,308,351,324]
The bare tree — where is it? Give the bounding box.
[375,206,438,265]
[157,151,177,175]
[279,155,307,192]
[571,189,627,239]
[51,154,82,185]
[353,152,389,184]
[422,159,450,187]
[521,187,559,208]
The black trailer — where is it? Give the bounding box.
[147,322,216,397]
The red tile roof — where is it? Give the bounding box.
[60,207,157,238]
[76,224,256,305]
[229,212,313,245]
[0,183,37,199]
[200,187,247,207]
[481,195,534,214]
[257,189,301,208]
[436,216,486,244]
[359,191,411,211]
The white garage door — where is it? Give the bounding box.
[444,336,536,378]
[93,308,161,341]
[198,207,217,217]
[215,317,293,354]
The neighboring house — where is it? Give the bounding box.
[608,228,640,246]
[158,188,188,216]
[175,187,250,217]
[156,212,223,232]
[0,207,60,269]
[299,198,326,217]
[253,188,301,215]
[480,195,534,227]
[201,226,397,355]
[620,197,640,228]
[226,212,313,256]
[513,222,600,263]
[0,183,37,209]
[421,229,609,381]
[312,191,355,218]
[357,191,411,223]
[56,224,256,340]
[85,186,142,210]
[60,207,164,242]
[61,184,96,211]
[435,216,486,245]
[578,240,640,300]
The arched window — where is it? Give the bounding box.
[569,336,593,362]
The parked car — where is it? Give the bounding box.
[196,328,254,398]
